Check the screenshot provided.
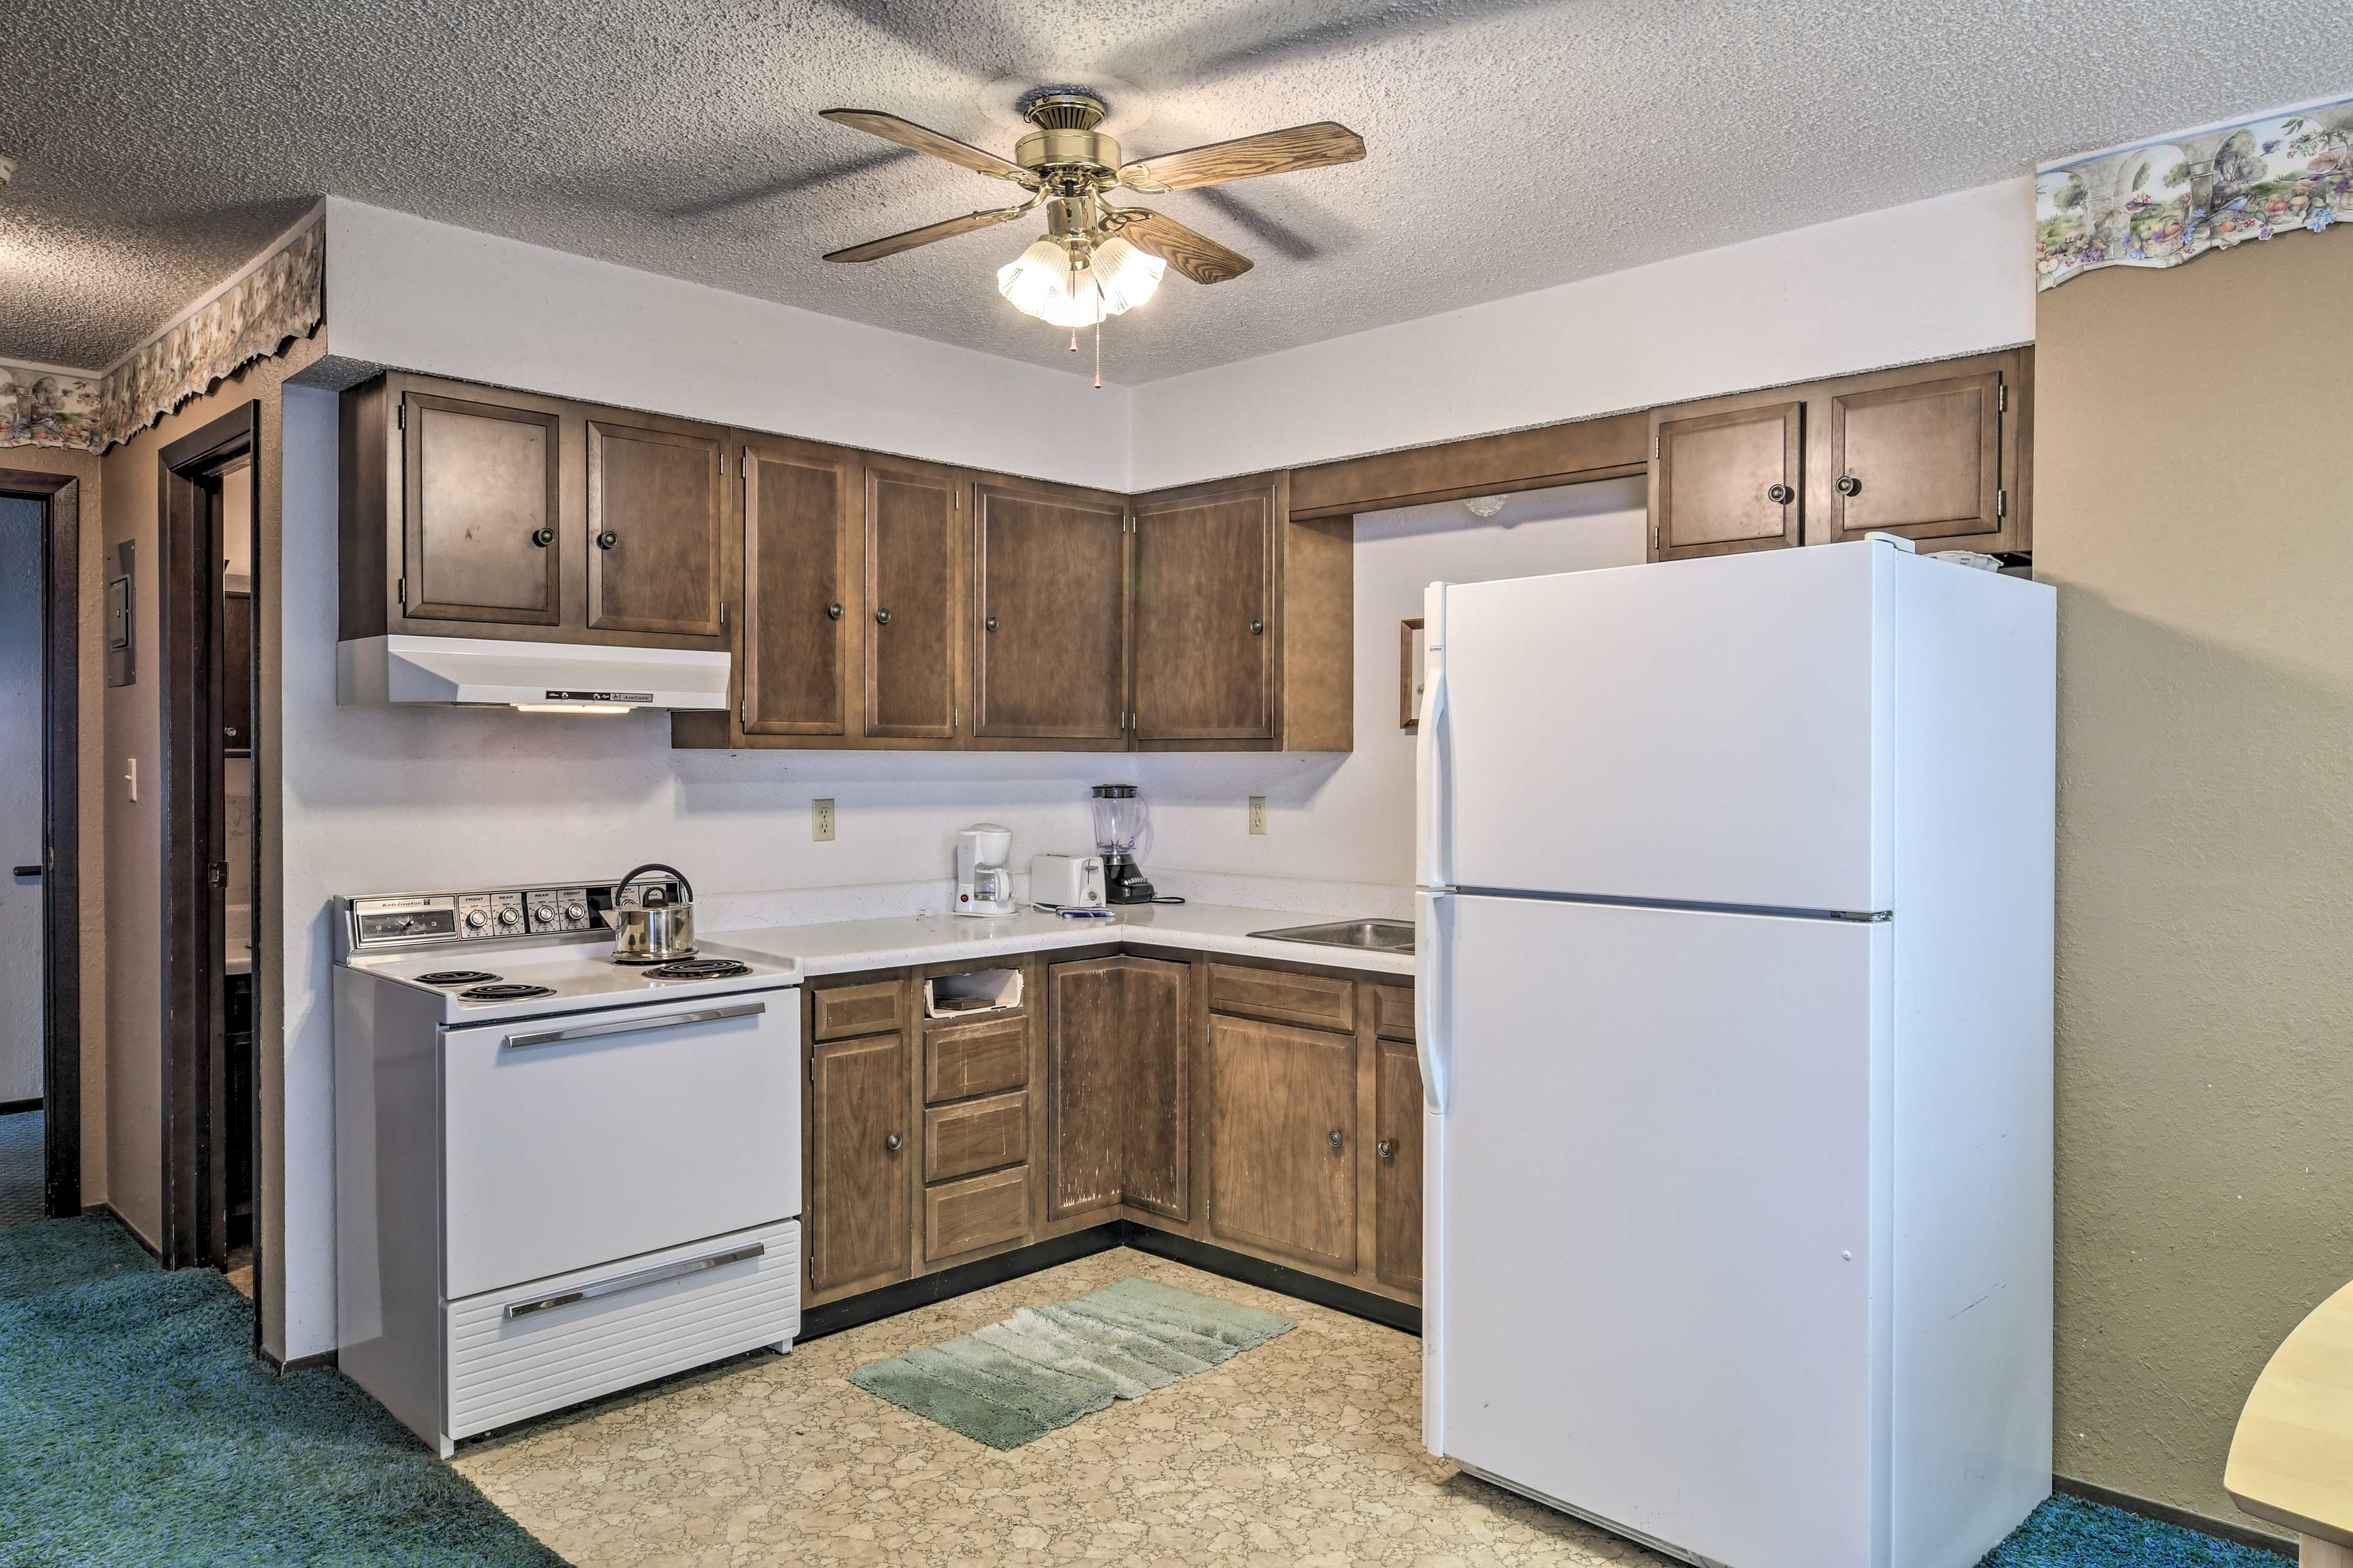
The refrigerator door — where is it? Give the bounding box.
[1439,542,1894,914]
[1433,893,1890,1568]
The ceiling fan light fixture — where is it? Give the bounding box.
[1089,236,1164,312]
[997,238,1072,319]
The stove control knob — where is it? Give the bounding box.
[565,904,587,925]
[464,911,487,931]
[497,908,520,929]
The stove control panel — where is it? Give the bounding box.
[526,888,594,934]
[340,876,681,956]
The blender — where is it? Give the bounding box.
[1090,784,1161,904]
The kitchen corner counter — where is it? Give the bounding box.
[716,903,1415,979]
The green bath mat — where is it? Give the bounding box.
[847,1276,1296,1449]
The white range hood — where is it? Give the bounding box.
[337,635,730,711]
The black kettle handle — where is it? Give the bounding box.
[615,863,693,904]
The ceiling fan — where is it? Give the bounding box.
[818,91,1365,352]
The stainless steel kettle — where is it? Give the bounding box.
[608,863,696,961]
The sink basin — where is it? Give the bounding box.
[1247,918,1415,954]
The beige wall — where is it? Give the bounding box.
[0,442,107,1205]
[2037,230,2353,1535]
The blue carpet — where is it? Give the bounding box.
[1983,1494,2292,1566]
[0,1110,42,1230]
[0,1214,565,1567]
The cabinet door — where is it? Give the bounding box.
[221,591,251,757]
[1818,369,2004,547]
[808,1032,909,1295]
[1047,956,1125,1220]
[401,390,562,625]
[742,439,857,735]
[1121,957,1191,1221]
[1207,1015,1357,1270]
[1651,401,1803,560]
[972,482,1127,742]
[586,420,723,638]
[1131,482,1275,742]
[1373,1036,1423,1294]
[865,461,961,740]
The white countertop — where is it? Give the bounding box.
[717,901,1414,979]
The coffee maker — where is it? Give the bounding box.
[1089,785,1156,904]
[953,824,1015,917]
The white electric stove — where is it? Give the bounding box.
[333,875,803,1456]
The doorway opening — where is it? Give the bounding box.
[157,405,262,1330]
[0,463,83,1230]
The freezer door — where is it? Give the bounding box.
[1434,894,1890,1568]
[1441,543,1893,912]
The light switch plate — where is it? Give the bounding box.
[813,798,836,841]
[1248,796,1267,835]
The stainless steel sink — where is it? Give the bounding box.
[1247,918,1415,954]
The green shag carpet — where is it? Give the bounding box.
[0,1215,564,1568]
[849,1274,1296,1449]
[1982,1494,2290,1567]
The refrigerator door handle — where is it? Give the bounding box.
[1415,582,1452,890]
[1415,887,1452,1113]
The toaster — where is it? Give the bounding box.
[1031,853,1107,909]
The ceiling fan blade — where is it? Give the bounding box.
[1119,122,1365,193]
[1116,211,1254,285]
[825,203,1035,264]
[819,108,1033,185]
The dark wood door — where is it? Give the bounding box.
[809,1032,910,1295]
[1047,956,1125,1219]
[1819,369,2004,547]
[221,591,251,757]
[1121,957,1190,1221]
[401,390,561,625]
[971,482,1127,743]
[1651,401,1803,560]
[585,420,723,638]
[1207,1015,1357,1270]
[865,461,961,740]
[1131,482,1275,741]
[1373,1037,1423,1294]
[741,438,857,735]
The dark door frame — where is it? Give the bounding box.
[0,463,82,1218]
[157,404,258,1289]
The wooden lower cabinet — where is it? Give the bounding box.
[1045,955,1190,1221]
[1205,1015,1358,1273]
[807,1029,909,1297]
[1373,1037,1424,1293]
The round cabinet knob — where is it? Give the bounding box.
[497,908,520,928]
[1328,1129,1344,1151]
[874,607,892,625]
[531,526,554,547]
[1836,475,1862,497]
[885,1132,903,1152]
[1377,1139,1396,1161]
[1766,483,1794,505]
[1250,618,1265,635]
[826,602,843,621]
[596,529,620,550]
[985,616,998,633]
[464,911,486,930]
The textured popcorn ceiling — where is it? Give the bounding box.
[4,0,2351,380]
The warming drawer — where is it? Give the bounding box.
[441,986,801,1299]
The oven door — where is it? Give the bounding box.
[441,985,801,1300]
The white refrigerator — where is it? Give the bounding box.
[1414,537,2055,1568]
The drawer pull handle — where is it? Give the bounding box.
[504,1241,765,1320]
[507,1001,765,1050]
[1377,1138,1396,1161]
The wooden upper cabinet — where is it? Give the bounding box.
[1650,401,1804,561]
[1816,366,2007,548]
[864,460,962,741]
[971,481,1127,743]
[1207,1014,1358,1271]
[808,1031,910,1296]
[585,419,722,637]
[402,389,563,624]
[741,437,857,737]
[1131,480,1276,742]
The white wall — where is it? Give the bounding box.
[1131,480,1648,893]
[1129,178,2036,491]
[323,199,1130,493]
[0,498,42,1102]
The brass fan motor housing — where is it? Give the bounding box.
[1015,127,1121,178]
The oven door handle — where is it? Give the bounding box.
[503,1241,766,1320]
[505,1000,765,1051]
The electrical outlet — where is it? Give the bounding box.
[813,798,836,842]
[1248,796,1267,836]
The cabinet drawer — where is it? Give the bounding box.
[925,1167,1029,1262]
[924,1091,1029,1183]
[925,1013,1028,1102]
[812,980,903,1042]
[1373,987,1414,1042]
[447,1219,798,1441]
[1208,963,1356,1034]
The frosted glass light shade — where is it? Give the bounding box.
[997,239,1072,319]
[996,234,1162,327]
[1089,237,1164,313]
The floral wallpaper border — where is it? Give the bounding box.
[2038,93,2353,290]
[1,219,322,452]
